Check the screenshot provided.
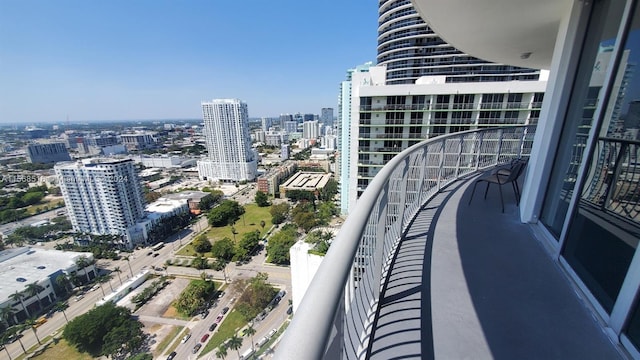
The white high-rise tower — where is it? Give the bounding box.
[55,158,146,247]
[197,99,257,182]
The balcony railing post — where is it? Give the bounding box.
[455,134,464,178]
[417,148,428,206]
[398,158,410,230]
[602,141,628,210]
[495,128,504,166]
[475,132,484,171]
[437,142,445,192]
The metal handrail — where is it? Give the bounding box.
[276,126,536,360]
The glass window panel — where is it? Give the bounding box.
[540,0,626,238]
[563,1,640,314]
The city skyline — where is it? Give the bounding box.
[0,0,377,124]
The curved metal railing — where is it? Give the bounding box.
[276,126,536,360]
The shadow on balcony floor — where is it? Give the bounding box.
[368,176,623,360]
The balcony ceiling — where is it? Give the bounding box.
[411,0,571,70]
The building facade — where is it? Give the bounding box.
[344,68,547,211]
[55,158,146,247]
[377,0,541,85]
[26,142,71,164]
[197,99,257,183]
[321,107,334,128]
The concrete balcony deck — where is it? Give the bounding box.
[368,175,624,359]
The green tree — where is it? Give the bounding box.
[255,191,270,207]
[243,325,257,351]
[24,318,41,345]
[234,273,278,321]
[191,255,209,270]
[53,301,70,323]
[266,225,299,265]
[208,200,245,227]
[293,211,318,233]
[192,234,212,254]
[216,345,228,359]
[25,282,44,312]
[227,334,243,359]
[174,279,216,316]
[318,179,339,201]
[211,237,235,261]
[269,203,290,225]
[8,291,29,319]
[212,258,229,283]
[113,266,123,286]
[63,302,145,357]
[0,306,16,328]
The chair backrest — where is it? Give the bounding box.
[504,161,526,183]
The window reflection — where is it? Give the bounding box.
[563,1,640,314]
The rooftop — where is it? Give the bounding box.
[0,247,93,298]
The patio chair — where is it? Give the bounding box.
[468,159,527,212]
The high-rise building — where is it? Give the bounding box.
[26,142,71,164]
[197,99,257,182]
[338,1,549,214]
[302,120,320,140]
[321,108,334,128]
[377,0,540,85]
[55,158,145,247]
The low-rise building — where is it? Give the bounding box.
[26,142,71,164]
[279,171,331,198]
[162,191,212,215]
[257,161,297,196]
[0,247,95,322]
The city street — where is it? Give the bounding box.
[2,210,292,360]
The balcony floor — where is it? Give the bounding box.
[368,176,624,359]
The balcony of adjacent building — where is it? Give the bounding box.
[277,126,638,359]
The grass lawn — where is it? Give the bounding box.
[26,199,64,215]
[154,325,184,357]
[199,310,247,357]
[28,338,93,360]
[177,203,272,257]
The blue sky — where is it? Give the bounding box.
[0,1,377,123]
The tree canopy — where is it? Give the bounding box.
[254,191,270,207]
[192,234,212,254]
[269,203,290,225]
[63,302,145,358]
[208,200,245,227]
[234,273,278,321]
[266,224,299,265]
[175,279,216,316]
[211,237,235,261]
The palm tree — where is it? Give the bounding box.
[0,332,12,359]
[124,256,134,277]
[53,301,69,323]
[212,258,229,283]
[55,274,72,295]
[243,325,257,350]
[94,276,107,297]
[260,220,266,231]
[24,318,41,345]
[0,306,16,328]
[230,226,237,242]
[8,291,29,319]
[215,345,228,359]
[227,334,243,359]
[25,282,44,312]
[113,266,123,286]
[75,256,91,283]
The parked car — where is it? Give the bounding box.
[287,306,293,315]
[268,328,277,338]
[215,314,224,323]
[200,334,209,342]
[201,310,210,318]
[181,333,191,344]
[192,343,202,354]
[166,351,177,360]
[209,323,218,332]
[222,306,229,314]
